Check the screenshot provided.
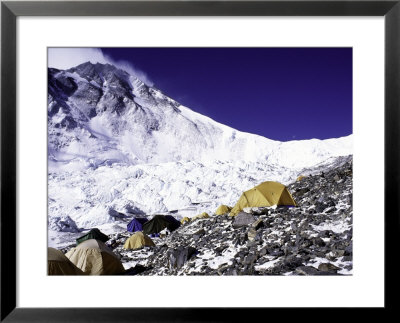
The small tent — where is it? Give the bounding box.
[229,181,296,216]
[123,232,155,250]
[142,215,180,235]
[66,239,125,275]
[127,217,148,233]
[181,217,190,224]
[215,205,232,215]
[296,175,305,182]
[48,247,84,275]
[192,212,210,220]
[76,228,109,245]
[164,215,181,231]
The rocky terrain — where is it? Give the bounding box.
[72,155,353,276]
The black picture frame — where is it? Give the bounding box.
[1,0,398,321]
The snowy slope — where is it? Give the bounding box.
[48,62,352,243]
[48,62,352,171]
[47,155,351,234]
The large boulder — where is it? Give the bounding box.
[318,262,340,273]
[295,266,320,275]
[233,212,256,228]
[168,246,198,270]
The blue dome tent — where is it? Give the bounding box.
[127,217,148,233]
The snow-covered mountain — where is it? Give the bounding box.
[48,62,351,171]
[48,62,352,244]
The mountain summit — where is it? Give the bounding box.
[48,62,351,171]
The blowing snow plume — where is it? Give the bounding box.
[48,47,153,86]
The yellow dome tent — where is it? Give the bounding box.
[66,239,125,275]
[192,212,210,220]
[296,175,305,181]
[215,205,232,215]
[123,232,155,250]
[229,181,296,216]
[181,217,190,224]
[48,247,85,275]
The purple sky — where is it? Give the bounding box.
[101,47,352,141]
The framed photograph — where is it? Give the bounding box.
[1,0,398,321]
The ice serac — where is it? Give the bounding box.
[48,61,352,171]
